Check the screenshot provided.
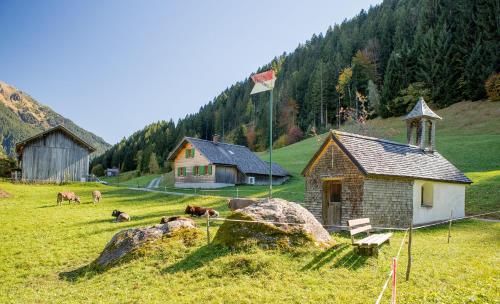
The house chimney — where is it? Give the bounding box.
[213,134,221,143]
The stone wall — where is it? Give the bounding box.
[362,177,413,228]
[303,139,365,226]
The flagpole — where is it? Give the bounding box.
[269,88,273,199]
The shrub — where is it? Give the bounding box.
[485,73,500,101]
[91,164,105,177]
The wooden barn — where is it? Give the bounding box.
[15,125,95,183]
[167,136,289,188]
[302,98,471,228]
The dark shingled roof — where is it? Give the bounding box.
[303,131,471,184]
[168,137,289,177]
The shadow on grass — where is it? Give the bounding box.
[161,244,231,274]
[59,262,103,282]
[301,243,350,271]
[331,250,369,270]
[301,242,369,271]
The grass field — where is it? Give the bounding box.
[0,181,498,303]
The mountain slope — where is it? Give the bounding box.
[0,80,110,156]
[93,0,499,172]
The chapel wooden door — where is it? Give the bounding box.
[322,181,342,226]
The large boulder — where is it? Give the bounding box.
[227,198,261,210]
[213,198,333,249]
[95,218,197,268]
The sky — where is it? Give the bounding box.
[0,0,382,144]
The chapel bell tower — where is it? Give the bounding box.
[403,97,442,151]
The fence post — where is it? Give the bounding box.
[206,215,211,245]
[392,257,397,304]
[447,210,453,243]
[405,222,413,281]
[236,187,239,198]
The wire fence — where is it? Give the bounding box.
[202,210,499,304]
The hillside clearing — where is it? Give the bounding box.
[0,182,498,303]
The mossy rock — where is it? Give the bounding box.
[213,198,333,250]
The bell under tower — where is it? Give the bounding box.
[403,97,442,151]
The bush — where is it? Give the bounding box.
[485,73,500,101]
[91,164,105,177]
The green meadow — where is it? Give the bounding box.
[1,101,498,303]
[0,182,498,303]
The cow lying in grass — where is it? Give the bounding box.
[112,210,130,222]
[57,192,80,206]
[184,205,219,218]
[92,190,102,204]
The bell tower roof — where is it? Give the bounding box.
[404,97,442,121]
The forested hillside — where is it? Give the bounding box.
[92,0,499,173]
[0,81,110,157]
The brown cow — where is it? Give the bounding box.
[112,210,130,222]
[57,192,80,206]
[184,205,219,217]
[92,190,102,204]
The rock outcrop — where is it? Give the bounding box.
[95,218,197,268]
[214,198,333,249]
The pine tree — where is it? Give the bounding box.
[148,152,160,174]
[234,125,247,146]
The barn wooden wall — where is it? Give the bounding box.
[21,131,90,182]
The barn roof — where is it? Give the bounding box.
[16,125,96,156]
[302,131,471,184]
[167,137,289,177]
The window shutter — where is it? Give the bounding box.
[191,148,195,158]
[208,165,212,175]
[183,167,186,176]
[177,167,181,176]
[200,165,205,175]
[185,149,189,158]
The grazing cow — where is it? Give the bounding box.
[112,210,130,222]
[184,205,219,218]
[92,190,102,204]
[57,192,80,206]
[160,216,195,225]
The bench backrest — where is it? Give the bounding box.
[347,218,372,244]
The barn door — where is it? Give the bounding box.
[322,181,342,226]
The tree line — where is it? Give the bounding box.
[91,0,499,175]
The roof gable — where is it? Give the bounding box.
[16,125,96,155]
[303,131,471,184]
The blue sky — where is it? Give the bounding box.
[0,0,382,144]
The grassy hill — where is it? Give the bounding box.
[0,80,110,156]
[0,181,498,303]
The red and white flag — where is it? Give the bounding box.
[250,70,276,95]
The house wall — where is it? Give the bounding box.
[173,142,215,184]
[303,139,365,225]
[21,131,90,182]
[412,180,465,225]
[247,174,289,186]
[363,177,414,228]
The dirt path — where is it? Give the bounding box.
[146,176,163,189]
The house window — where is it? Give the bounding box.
[193,166,199,176]
[177,167,187,177]
[208,165,212,175]
[421,183,434,207]
[185,148,196,158]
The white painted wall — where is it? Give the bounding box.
[412,180,465,225]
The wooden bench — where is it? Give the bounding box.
[348,218,392,256]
